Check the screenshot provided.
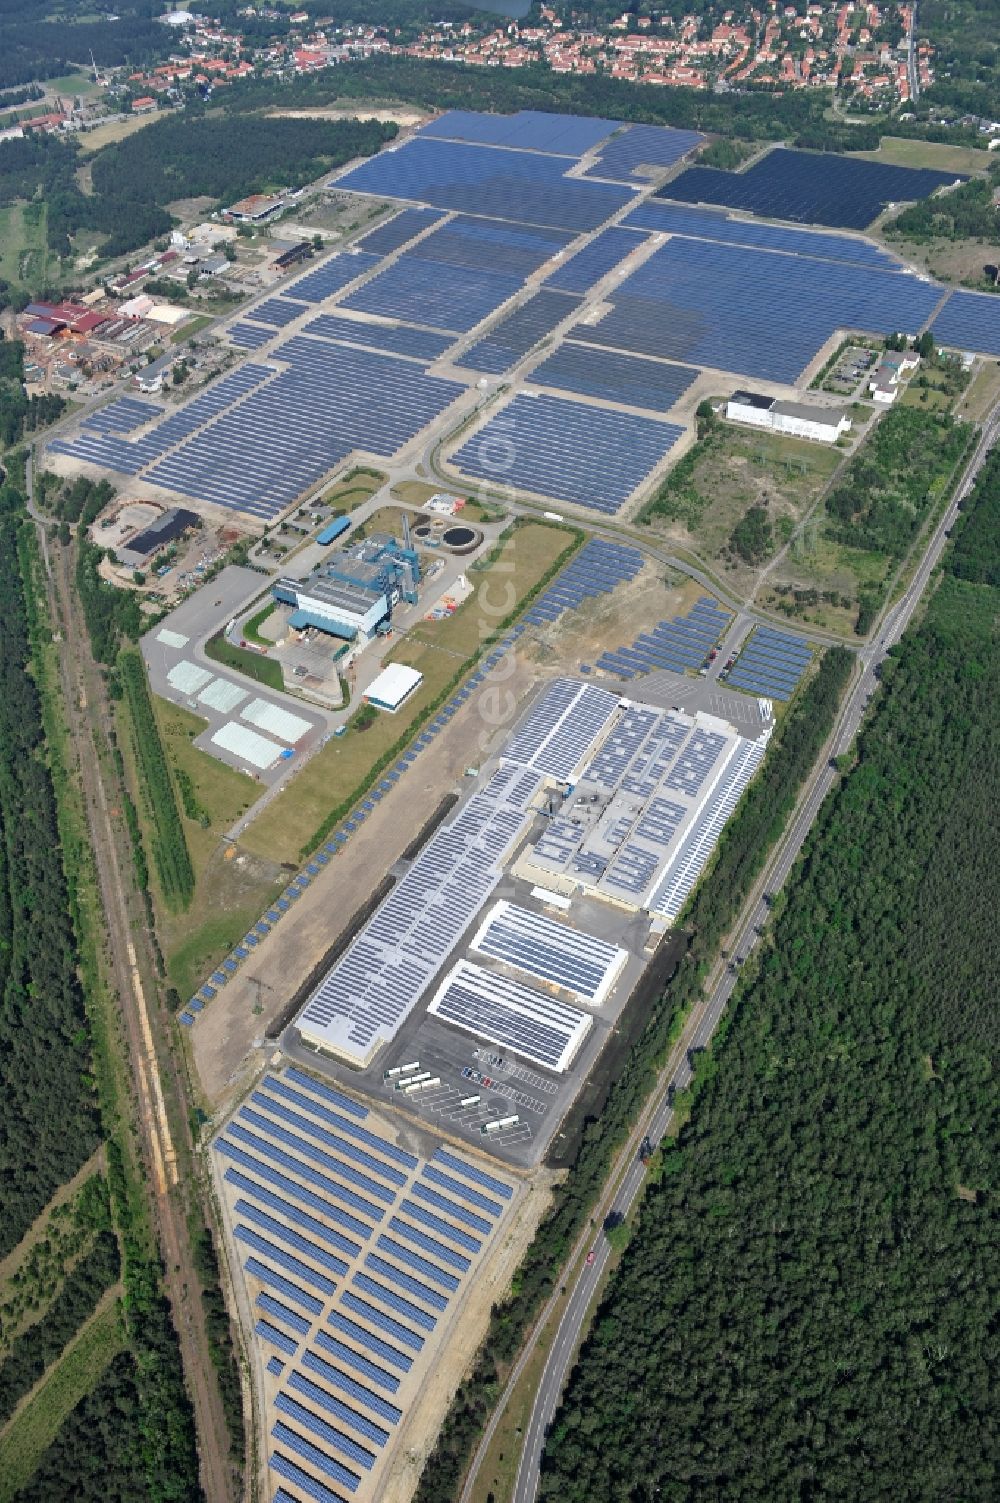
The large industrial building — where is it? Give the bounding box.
[293,679,767,1069]
[726,390,852,443]
[273,526,421,642]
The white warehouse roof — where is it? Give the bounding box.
[365,663,423,712]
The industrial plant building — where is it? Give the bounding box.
[272,522,421,642]
[726,390,851,443]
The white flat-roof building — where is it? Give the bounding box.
[365,663,423,712]
[727,390,851,443]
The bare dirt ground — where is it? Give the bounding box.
[190,647,551,1114]
[269,106,427,126]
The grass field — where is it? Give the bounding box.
[0,1295,124,1503]
[170,313,214,344]
[78,113,157,154]
[854,136,989,176]
[46,72,100,97]
[958,359,1000,423]
[0,203,54,290]
[641,422,843,594]
[205,632,284,691]
[241,521,574,865]
[126,697,284,999]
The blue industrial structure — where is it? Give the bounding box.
[274,519,421,641]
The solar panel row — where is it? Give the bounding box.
[458,289,581,375]
[930,289,1000,357]
[529,341,697,413]
[451,391,683,514]
[595,596,731,680]
[303,313,452,362]
[622,199,904,270]
[543,225,645,293]
[417,109,621,158]
[726,626,812,702]
[661,147,965,230]
[584,122,704,182]
[355,205,443,255]
[333,137,636,233]
[409,213,575,279]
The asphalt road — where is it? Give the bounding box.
[486,407,1000,1503]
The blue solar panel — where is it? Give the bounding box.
[236,1200,349,1278]
[250,297,309,327]
[245,1257,324,1316]
[409,1181,493,1236]
[623,199,904,270]
[544,226,646,292]
[227,321,273,349]
[930,289,1000,356]
[352,1270,437,1332]
[257,1319,297,1357]
[234,1226,336,1296]
[570,235,942,384]
[418,109,621,157]
[275,1394,376,1472]
[258,1291,312,1336]
[342,254,521,333]
[375,1234,458,1291]
[271,1423,361,1491]
[249,1092,398,1203]
[661,147,965,229]
[239,1108,385,1222]
[453,392,681,514]
[315,1328,401,1393]
[422,1164,504,1216]
[284,251,381,302]
[224,1126,375,1241]
[396,1196,481,1256]
[356,206,443,254]
[330,1302,417,1364]
[341,1286,424,1358]
[83,396,163,434]
[529,342,697,413]
[301,1348,401,1424]
[363,1254,448,1313]
[268,1357,285,1378]
[585,122,704,182]
[260,1079,407,1184]
[387,1216,470,1273]
[303,313,451,361]
[286,1370,390,1447]
[270,1448,354,1503]
[433,1147,513,1199]
[221,1159,362,1258]
[334,137,636,233]
[459,289,580,373]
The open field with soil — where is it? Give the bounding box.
[854,136,990,175]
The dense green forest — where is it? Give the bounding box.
[825,407,968,558]
[921,0,1000,119]
[118,650,195,910]
[0,336,65,444]
[414,646,854,1502]
[538,480,1000,1500]
[0,0,175,90]
[0,113,395,263]
[0,503,102,1258]
[887,174,1000,242]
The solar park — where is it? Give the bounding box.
[46,110,1000,529]
[213,1065,517,1503]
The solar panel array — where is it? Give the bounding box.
[410,214,575,279]
[649,734,766,919]
[523,537,643,628]
[342,255,522,334]
[660,147,964,230]
[214,1072,513,1503]
[726,625,812,701]
[417,108,621,158]
[228,320,274,350]
[543,226,645,293]
[584,122,704,182]
[355,206,443,255]
[427,959,591,1073]
[529,342,697,413]
[451,392,683,513]
[249,297,310,328]
[83,396,163,434]
[503,678,619,780]
[930,289,1000,356]
[622,199,904,270]
[294,763,543,1061]
[333,137,636,233]
[140,339,465,520]
[284,252,382,303]
[458,289,581,374]
[303,313,452,362]
[595,596,731,678]
[571,235,942,384]
[471,900,626,1005]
